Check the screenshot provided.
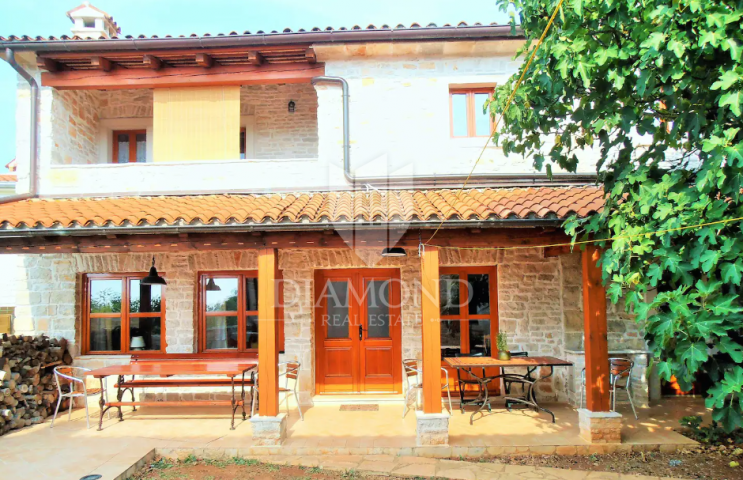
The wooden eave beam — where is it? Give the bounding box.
[90,56,113,72]
[305,48,317,64]
[0,228,571,254]
[36,57,60,72]
[41,62,326,90]
[142,54,162,70]
[195,53,214,68]
[247,51,264,65]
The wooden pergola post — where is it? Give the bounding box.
[421,245,442,414]
[258,248,279,417]
[582,245,610,412]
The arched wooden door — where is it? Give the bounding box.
[314,269,402,394]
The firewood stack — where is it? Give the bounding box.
[0,334,72,435]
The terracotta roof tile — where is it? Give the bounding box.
[0,22,506,43]
[0,187,603,231]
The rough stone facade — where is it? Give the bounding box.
[12,246,646,407]
[51,89,100,165]
[98,89,154,119]
[240,84,319,159]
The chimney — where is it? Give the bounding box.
[66,2,120,39]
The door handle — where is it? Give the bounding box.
[359,324,363,341]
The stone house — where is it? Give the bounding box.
[0,3,655,445]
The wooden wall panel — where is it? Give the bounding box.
[153,86,240,162]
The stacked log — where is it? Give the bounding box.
[0,334,71,435]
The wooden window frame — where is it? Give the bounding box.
[439,266,499,355]
[82,273,167,355]
[197,271,284,354]
[449,88,495,138]
[112,129,147,163]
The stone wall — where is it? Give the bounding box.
[11,246,645,406]
[51,89,100,165]
[240,84,318,159]
[98,89,154,119]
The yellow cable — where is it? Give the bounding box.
[424,216,743,252]
[425,0,567,245]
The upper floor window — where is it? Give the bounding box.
[113,130,147,163]
[449,88,494,138]
[83,274,165,354]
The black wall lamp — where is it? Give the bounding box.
[141,256,167,286]
[288,100,296,113]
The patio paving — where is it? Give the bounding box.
[0,397,701,480]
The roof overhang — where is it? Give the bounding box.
[0,222,570,255]
[37,45,324,89]
[1,24,522,52]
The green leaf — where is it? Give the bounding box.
[720,90,743,116]
[712,70,742,91]
[719,337,743,363]
[721,262,743,285]
[676,340,709,373]
[700,250,721,272]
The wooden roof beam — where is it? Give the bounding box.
[305,48,317,64]
[195,53,214,68]
[143,54,162,70]
[248,51,264,66]
[37,57,61,72]
[90,56,113,72]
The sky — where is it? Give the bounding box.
[0,0,511,173]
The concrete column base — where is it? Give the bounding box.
[415,410,450,446]
[578,409,622,443]
[250,413,287,446]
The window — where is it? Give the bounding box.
[112,130,147,163]
[439,266,498,357]
[83,274,165,354]
[198,272,284,353]
[449,88,494,138]
[83,19,95,28]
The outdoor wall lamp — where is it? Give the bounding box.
[288,100,296,113]
[141,256,167,285]
[381,247,407,257]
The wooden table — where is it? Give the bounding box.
[87,360,257,431]
[444,356,573,424]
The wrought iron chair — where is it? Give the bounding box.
[579,357,638,419]
[500,351,539,410]
[50,366,104,429]
[402,358,453,418]
[251,361,304,420]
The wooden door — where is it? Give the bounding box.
[315,269,402,394]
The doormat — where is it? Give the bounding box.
[339,404,379,411]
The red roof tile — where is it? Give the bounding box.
[0,187,603,230]
[0,22,507,43]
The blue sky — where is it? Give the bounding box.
[0,0,510,172]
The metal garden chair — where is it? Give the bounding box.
[50,366,105,429]
[579,357,638,419]
[251,361,304,420]
[402,358,453,418]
